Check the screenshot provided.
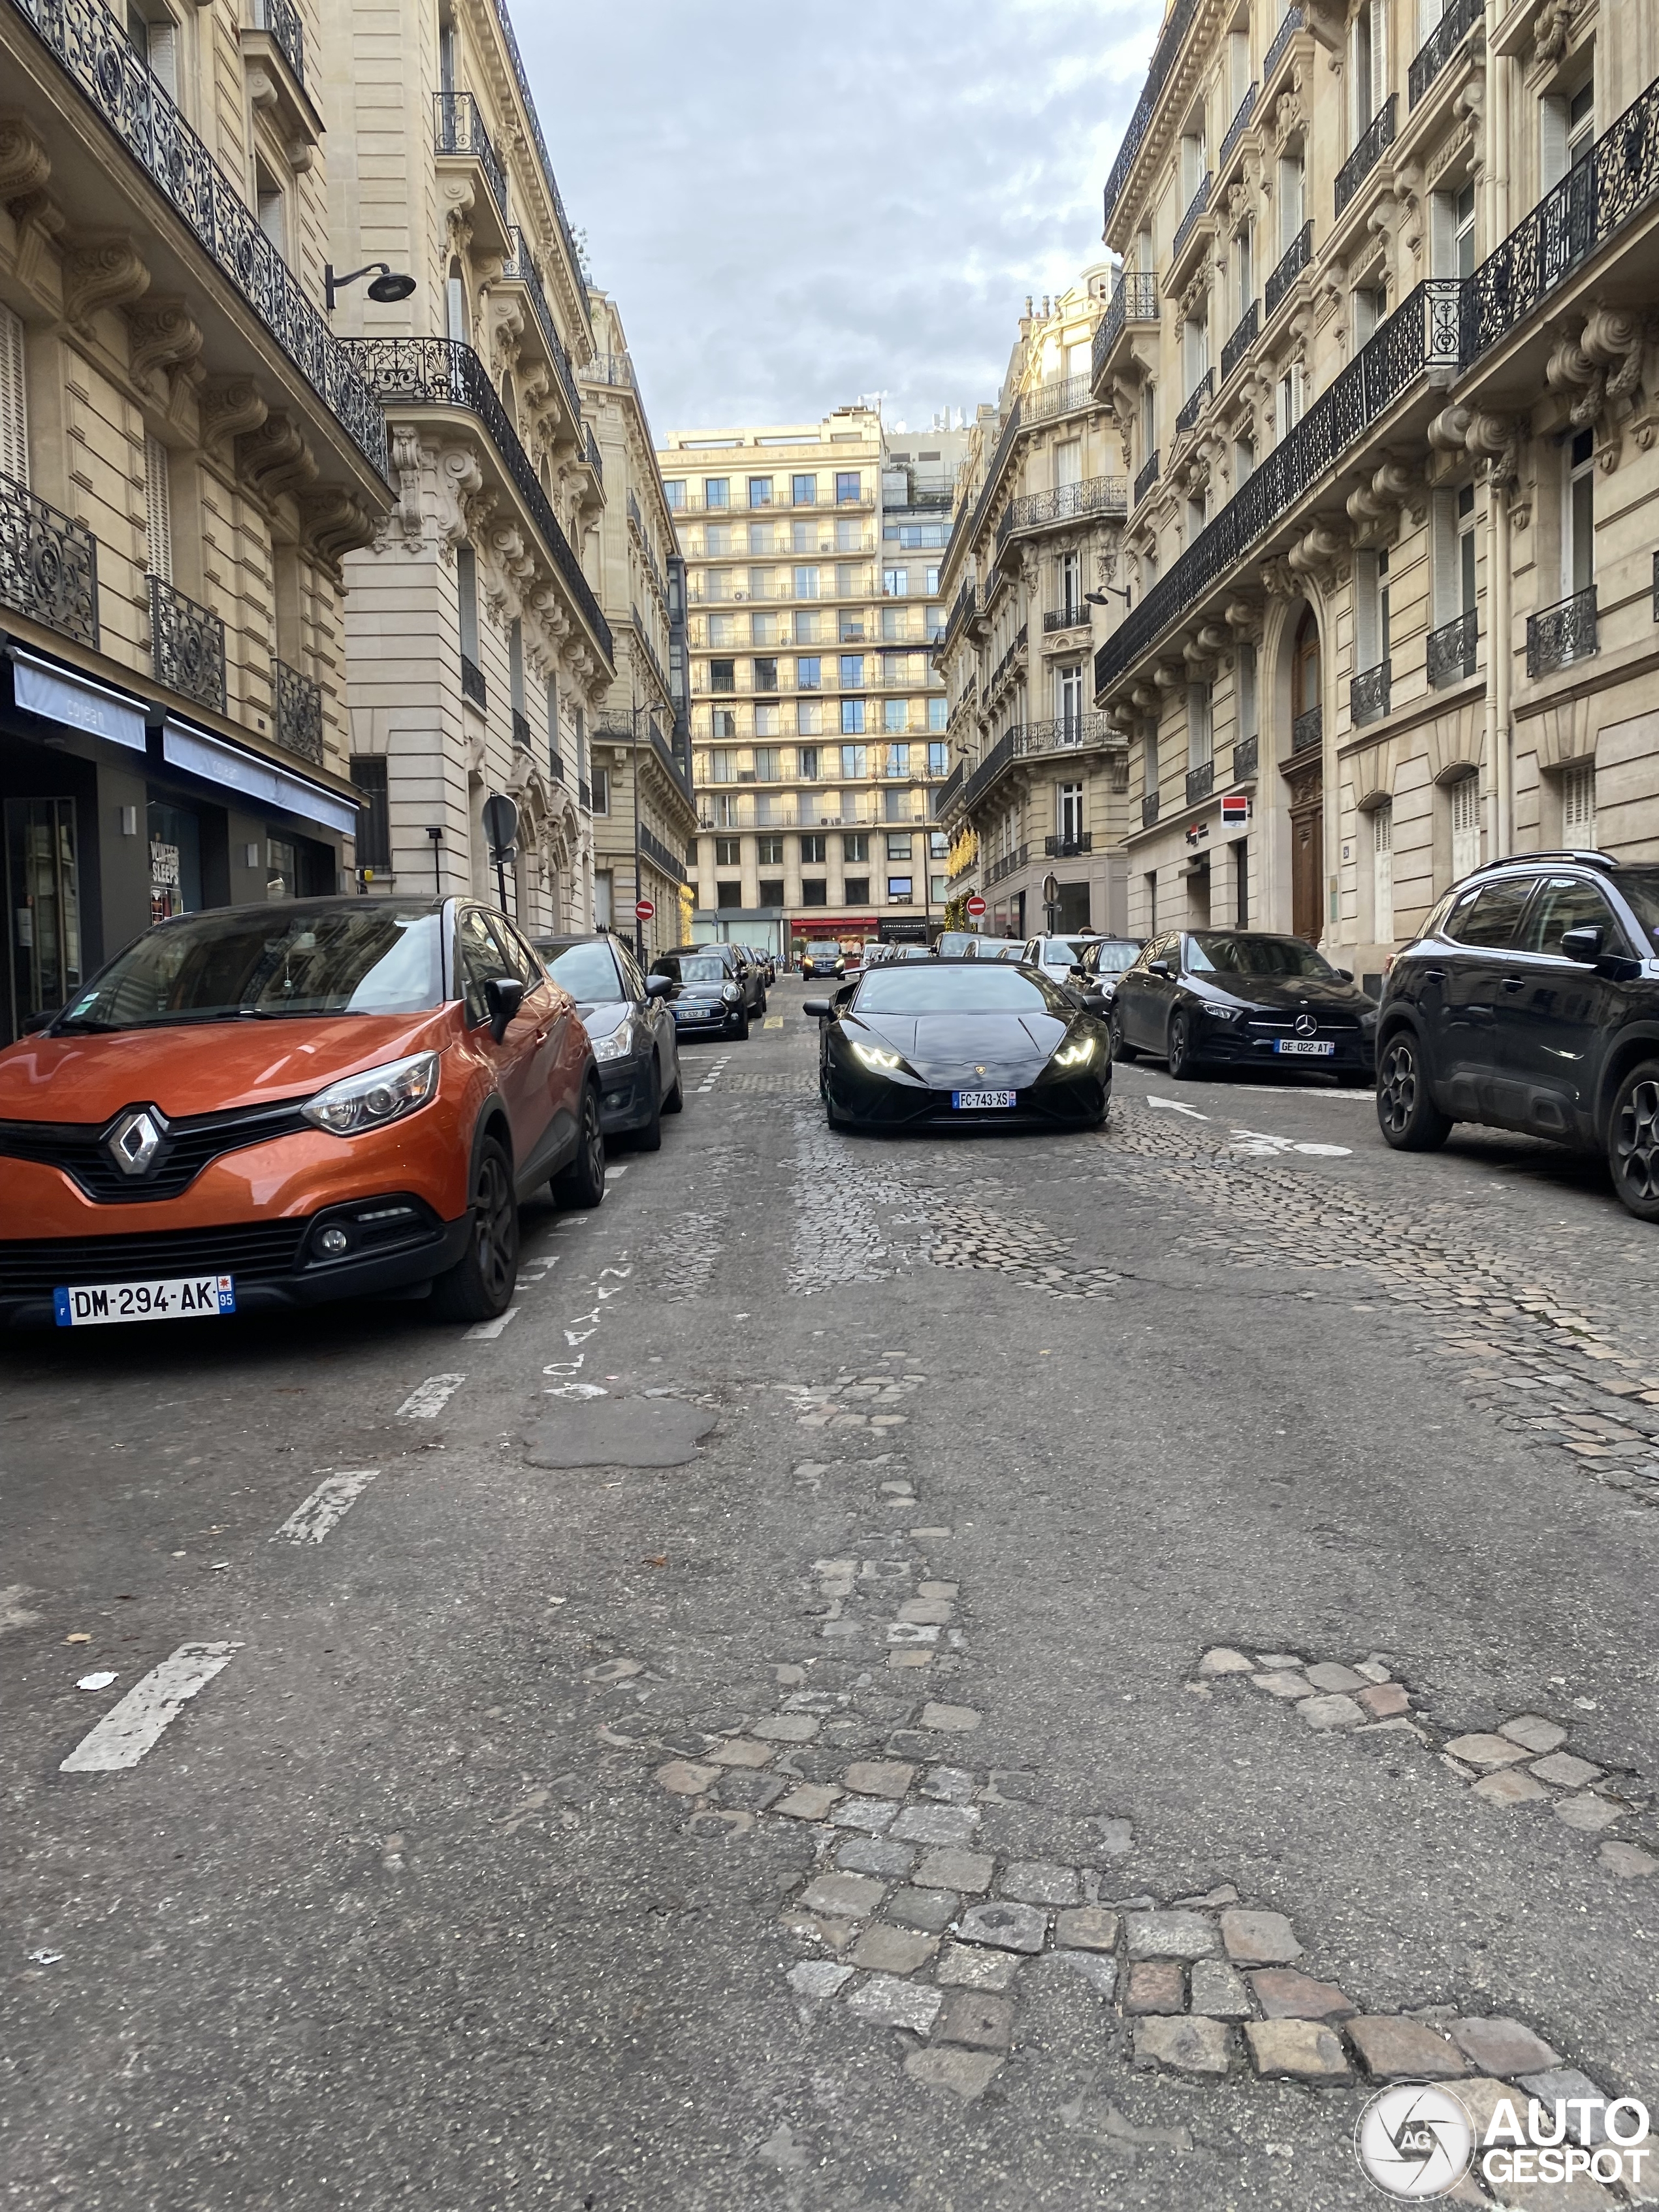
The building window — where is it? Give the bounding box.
[1058,783,1084,842]
[750,609,777,646]
[1562,759,1596,842]
[1057,549,1082,624]
[796,700,822,735]
[594,870,614,927]
[841,699,865,735]
[705,478,730,508]
[836,470,862,503]
[710,657,737,692]
[801,878,828,906]
[592,765,610,816]
[887,876,913,902]
[715,837,742,867]
[758,876,784,906]
[0,301,27,487]
[841,743,866,778]
[125,0,178,91]
[1238,642,1259,740]
[709,793,739,828]
[754,704,780,737]
[794,609,821,645]
[1451,772,1481,879]
[754,656,779,692]
[925,566,941,594]
[717,880,743,909]
[1565,426,1594,596]
[844,874,869,904]
[1056,664,1086,735]
[457,543,481,684]
[1372,801,1394,943]
[799,833,828,865]
[794,566,820,600]
[710,748,736,782]
[1543,71,1596,189]
[886,834,913,861]
[839,653,865,688]
[796,655,822,691]
[664,479,685,510]
[144,431,172,581]
[927,741,948,777]
[350,757,391,869]
[884,566,909,596]
[886,742,910,777]
[756,835,784,865]
[754,746,781,782]
[709,710,737,740]
[792,472,816,505]
[255,163,285,252]
[1355,549,1391,674]
[844,833,869,863]
[883,699,907,733]
[748,475,773,507]
[797,745,820,780]
[1187,682,1213,768]
[927,697,947,733]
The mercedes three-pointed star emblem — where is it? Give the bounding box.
[1294,1013,1318,1037]
[106,1107,166,1177]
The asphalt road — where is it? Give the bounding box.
[3,980,1656,2211]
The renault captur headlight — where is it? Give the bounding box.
[852,1041,905,1071]
[1052,1036,1096,1068]
[590,1018,632,1063]
[301,1051,440,1136]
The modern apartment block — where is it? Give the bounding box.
[0,0,391,1043]
[933,274,1134,941]
[581,292,698,961]
[323,0,614,931]
[1090,0,1659,981]
[660,408,958,962]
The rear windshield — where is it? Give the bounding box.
[57,906,444,1031]
[541,942,621,999]
[855,964,1063,1014]
[1187,933,1338,979]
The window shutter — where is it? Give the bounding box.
[148,20,177,97]
[144,432,172,581]
[1562,761,1596,837]
[0,302,28,488]
[1540,96,1568,191]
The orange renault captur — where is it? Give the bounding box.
[0,897,607,1330]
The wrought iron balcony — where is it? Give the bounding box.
[1092,272,1160,388]
[1263,5,1304,86]
[149,576,225,713]
[1336,97,1398,219]
[1025,713,1117,755]
[1101,0,1200,226]
[272,656,322,765]
[1427,609,1477,687]
[1185,758,1214,807]
[640,823,688,884]
[1142,791,1161,829]
[1265,221,1313,319]
[1095,280,1461,699]
[1409,0,1482,109]
[511,708,532,750]
[10,0,387,481]
[461,653,486,708]
[500,229,581,425]
[1044,605,1086,633]
[1045,832,1093,857]
[435,91,507,219]
[346,338,612,662]
[579,777,592,810]
[997,476,1129,556]
[933,761,964,817]
[1133,450,1160,506]
[0,473,97,647]
[1176,370,1214,438]
[1526,586,1598,678]
[1023,372,1093,427]
[1291,703,1323,754]
[1350,658,1391,726]
[250,0,304,86]
[984,842,1028,889]
[1219,84,1258,172]
[1232,733,1259,782]
[988,625,1028,694]
[483,0,588,317]
[1221,301,1259,383]
[1461,75,1659,372]
[549,745,566,784]
[1171,173,1213,264]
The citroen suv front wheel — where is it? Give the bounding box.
[1609,1061,1659,1221]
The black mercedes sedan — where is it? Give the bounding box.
[1110,929,1377,1080]
[803,959,1111,1132]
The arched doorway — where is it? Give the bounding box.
[1287,605,1324,943]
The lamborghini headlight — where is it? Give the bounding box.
[851,1041,904,1071]
[1052,1036,1096,1068]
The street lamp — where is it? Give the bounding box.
[424,824,443,897]
[324,262,418,312]
[1085,586,1131,607]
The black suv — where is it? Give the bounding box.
[1375,850,1659,1217]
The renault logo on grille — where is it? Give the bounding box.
[107,1107,165,1177]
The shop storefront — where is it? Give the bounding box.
[0,644,359,1044]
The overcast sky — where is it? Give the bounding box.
[520,0,1159,441]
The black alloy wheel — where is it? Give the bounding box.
[1375,1031,1452,1151]
[1609,1061,1659,1220]
[553,1085,607,1209]
[431,1136,519,1322]
[1167,1008,1200,1081]
[731,1002,750,1040]
[1108,1011,1138,1063]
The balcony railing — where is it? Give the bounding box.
[1092,270,1160,388]
[1101,0,1200,226]
[460,653,486,708]
[1095,280,1461,699]
[549,745,566,784]
[1427,609,1478,686]
[0,473,97,647]
[1291,703,1323,754]
[988,625,1027,694]
[640,823,689,884]
[933,761,964,817]
[434,91,507,219]
[500,229,581,425]
[1045,833,1093,858]
[1023,372,1093,427]
[997,476,1128,554]
[250,0,304,86]
[346,338,612,662]
[1026,713,1115,755]
[483,0,588,317]
[1171,172,1213,263]
[1175,370,1214,437]
[511,707,532,750]
[1232,733,1259,782]
[1265,220,1313,319]
[272,656,322,765]
[1409,0,1483,109]
[1185,759,1214,807]
[1142,791,1160,829]
[583,424,604,487]
[149,576,225,713]
[1351,659,1391,726]
[1336,97,1398,218]
[10,0,387,482]
[1133,450,1161,505]
[1221,300,1259,383]
[1263,5,1304,85]
[1526,586,1598,678]
[1219,84,1258,172]
[1461,75,1659,371]
[1044,605,1086,633]
[579,778,592,810]
[984,842,1028,889]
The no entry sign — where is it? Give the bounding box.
[965,895,987,918]
[634,898,654,922]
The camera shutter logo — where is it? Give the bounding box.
[1355,2084,1475,2198]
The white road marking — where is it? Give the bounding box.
[604,1164,628,1179]
[1221,1083,1374,1100]
[1146,1095,1210,1119]
[1229,1126,1353,1159]
[59,1641,242,1772]
[464,1307,521,1340]
[396,1373,466,1419]
[272,1468,379,1545]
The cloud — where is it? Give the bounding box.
[518,0,1157,436]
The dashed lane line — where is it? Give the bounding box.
[396,1373,466,1419]
[272,1469,379,1545]
[464,1306,521,1340]
[59,1642,242,1773]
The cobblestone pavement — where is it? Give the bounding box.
[1,984,1656,2210]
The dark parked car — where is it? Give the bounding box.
[533,933,682,1149]
[651,944,754,1039]
[801,946,846,981]
[1111,929,1378,1081]
[804,957,1111,1132]
[1075,938,1144,1007]
[1374,852,1659,1219]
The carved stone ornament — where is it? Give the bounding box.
[1530,0,1579,71]
[201,375,268,450]
[63,235,149,329]
[299,487,377,568]
[1224,596,1263,639]
[1287,519,1350,585]
[126,298,203,388]
[238,411,317,502]
[1260,555,1299,598]
[387,424,427,550]
[0,115,50,200]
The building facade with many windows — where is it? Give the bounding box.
[0,0,391,1043]
[1091,0,1659,981]
[933,275,1134,942]
[660,408,957,961]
